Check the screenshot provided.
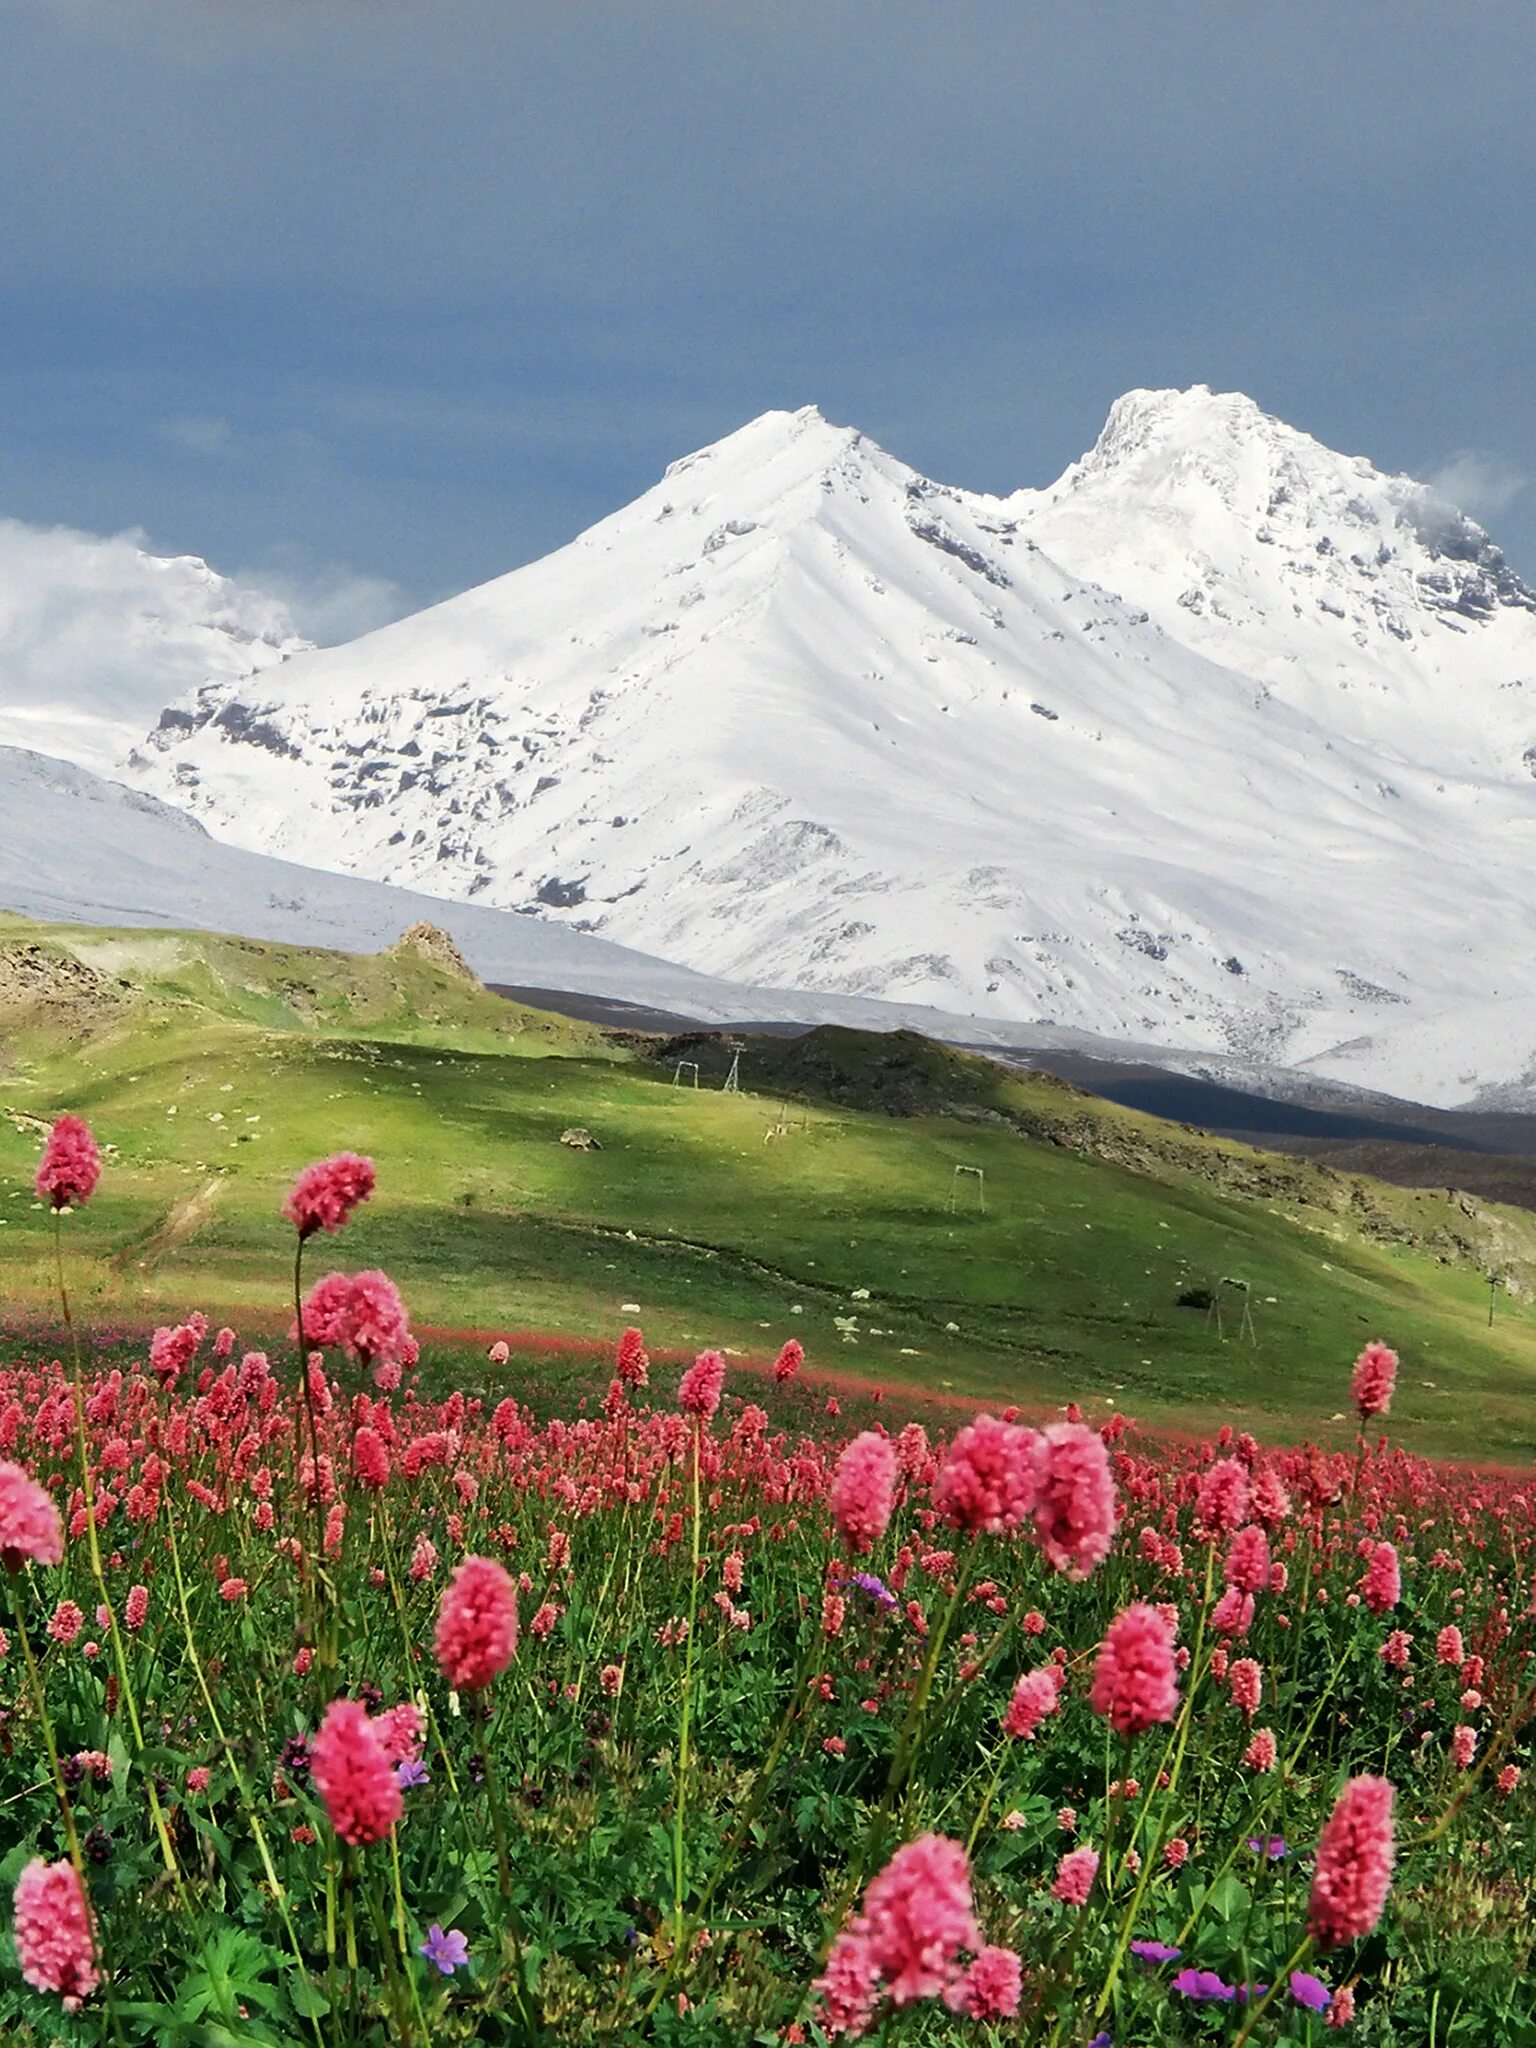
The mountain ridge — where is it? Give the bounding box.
[18,387,1536,1106]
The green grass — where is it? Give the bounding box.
[4,915,1536,1456]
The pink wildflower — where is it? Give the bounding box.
[1052,1846,1100,1907]
[1451,1724,1478,1768]
[831,1432,898,1554]
[677,1349,725,1420]
[947,1945,1022,2019]
[1327,1985,1356,2027]
[1308,1776,1395,1949]
[310,1697,402,1846]
[773,1338,805,1384]
[0,1460,64,1571]
[813,1929,882,2039]
[1360,1542,1401,1615]
[1211,1586,1255,1637]
[339,1271,412,1366]
[1243,1725,1276,1773]
[48,1600,84,1645]
[12,1858,98,2009]
[1224,1523,1270,1593]
[435,1556,519,1691]
[1195,1457,1250,1536]
[1351,1341,1398,1422]
[283,1153,376,1239]
[932,1415,1036,1535]
[34,1115,101,1211]
[352,1426,390,1490]
[1030,1421,1117,1579]
[859,1834,980,2005]
[296,1272,354,1348]
[615,1327,649,1388]
[371,1701,424,1766]
[123,1584,148,1631]
[1003,1665,1064,1740]
[1091,1603,1179,1736]
[1228,1657,1263,1719]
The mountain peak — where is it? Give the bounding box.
[1060,384,1357,510]
[661,402,864,485]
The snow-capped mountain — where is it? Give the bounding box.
[0,518,309,773]
[125,388,1536,1091]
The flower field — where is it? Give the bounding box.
[2,1122,1536,2044]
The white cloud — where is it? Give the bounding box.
[233,560,403,644]
[0,514,306,772]
[1425,452,1527,521]
[0,511,408,775]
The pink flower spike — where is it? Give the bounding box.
[284,1153,376,1239]
[1004,1665,1064,1740]
[34,1115,101,1211]
[1051,1845,1100,1907]
[831,1431,898,1554]
[1351,1342,1398,1422]
[310,1697,402,1845]
[615,1326,649,1388]
[1091,1602,1179,1736]
[435,1555,519,1691]
[1031,1420,1118,1579]
[1308,1775,1395,1949]
[0,1461,64,1571]
[859,1833,980,2006]
[947,1945,1023,2019]
[12,1857,98,2009]
[677,1349,725,1420]
[813,1928,882,2039]
[932,1415,1037,1535]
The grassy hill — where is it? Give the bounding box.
[3,912,1536,1456]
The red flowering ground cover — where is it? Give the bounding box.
[2,1122,1536,2043]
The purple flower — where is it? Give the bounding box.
[418,1924,469,1976]
[1246,1834,1289,1861]
[1291,1971,1332,2013]
[1236,1983,1269,2004]
[1171,1969,1237,2002]
[1131,1940,1182,1965]
[848,1571,898,1610]
[1088,2035,1112,2047]
[395,1758,431,1789]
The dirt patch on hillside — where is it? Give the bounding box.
[0,940,126,1045]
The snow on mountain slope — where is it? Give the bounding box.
[125,393,1536,1095]
[0,517,308,773]
[2,743,1169,1050]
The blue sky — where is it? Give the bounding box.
[3,0,1532,631]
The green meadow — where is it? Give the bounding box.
[3,912,1535,1456]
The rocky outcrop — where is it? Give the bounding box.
[387,923,479,985]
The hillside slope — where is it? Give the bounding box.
[4,920,1536,1456]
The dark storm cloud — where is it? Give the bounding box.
[2,0,1532,619]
